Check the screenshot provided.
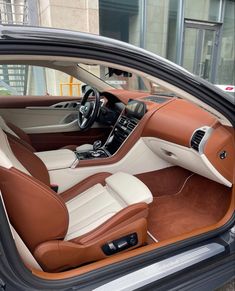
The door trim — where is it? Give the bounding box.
[94,243,225,290]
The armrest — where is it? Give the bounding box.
[36,149,78,171]
[105,172,153,205]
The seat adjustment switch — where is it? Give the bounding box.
[102,233,138,255]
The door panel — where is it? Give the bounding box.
[0,108,80,131]
[0,65,111,149]
[0,101,111,150]
[28,128,110,151]
[0,95,81,108]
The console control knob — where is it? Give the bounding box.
[93,140,102,151]
[91,151,101,158]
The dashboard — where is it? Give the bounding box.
[97,90,234,187]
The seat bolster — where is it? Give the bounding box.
[60,172,112,202]
[72,202,148,245]
[34,218,147,272]
[0,167,69,251]
[8,135,50,186]
[5,132,36,152]
[6,121,33,146]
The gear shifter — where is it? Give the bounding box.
[93,140,102,151]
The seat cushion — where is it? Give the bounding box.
[106,172,153,204]
[64,172,153,240]
[65,183,124,240]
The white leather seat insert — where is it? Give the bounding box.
[65,172,153,240]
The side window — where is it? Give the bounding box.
[0,65,82,97]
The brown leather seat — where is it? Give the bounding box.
[0,129,152,272]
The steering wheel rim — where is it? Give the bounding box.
[78,88,100,130]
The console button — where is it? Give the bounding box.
[129,234,138,246]
[108,242,117,251]
[117,239,128,249]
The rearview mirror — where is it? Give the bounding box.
[108,68,132,78]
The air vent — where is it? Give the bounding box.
[64,103,69,108]
[190,130,206,152]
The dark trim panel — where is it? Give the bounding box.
[29,128,110,151]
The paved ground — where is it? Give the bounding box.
[216,279,235,291]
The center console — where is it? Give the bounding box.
[77,149,108,160]
[76,99,146,160]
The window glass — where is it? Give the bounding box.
[184,0,221,22]
[0,65,82,96]
[99,0,140,46]
[80,64,176,96]
[0,62,177,98]
[167,0,178,62]
[216,0,235,87]
[145,0,169,57]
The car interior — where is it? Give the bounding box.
[0,56,234,279]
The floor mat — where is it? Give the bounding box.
[136,166,192,197]
[137,168,232,241]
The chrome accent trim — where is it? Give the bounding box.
[147,231,158,243]
[94,243,224,291]
[70,158,79,169]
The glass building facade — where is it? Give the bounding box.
[0,0,233,90]
[99,0,235,86]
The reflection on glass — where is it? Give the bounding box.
[216,0,235,86]
[183,26,217,81]
[184,0,220,22]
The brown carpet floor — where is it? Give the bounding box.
[136,167,232,241]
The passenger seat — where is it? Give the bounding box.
[0,128,153,272]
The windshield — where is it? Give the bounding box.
[79,64,176,96]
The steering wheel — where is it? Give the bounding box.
[78,88,101,130]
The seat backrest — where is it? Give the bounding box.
[0,116,35,152]
[0,128,69,251]
[7,134,50,185]
[0,116,19,137]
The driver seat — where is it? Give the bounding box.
[0,116,92,152]
[0,128,153,272]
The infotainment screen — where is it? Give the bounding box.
[125,99,146,119]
